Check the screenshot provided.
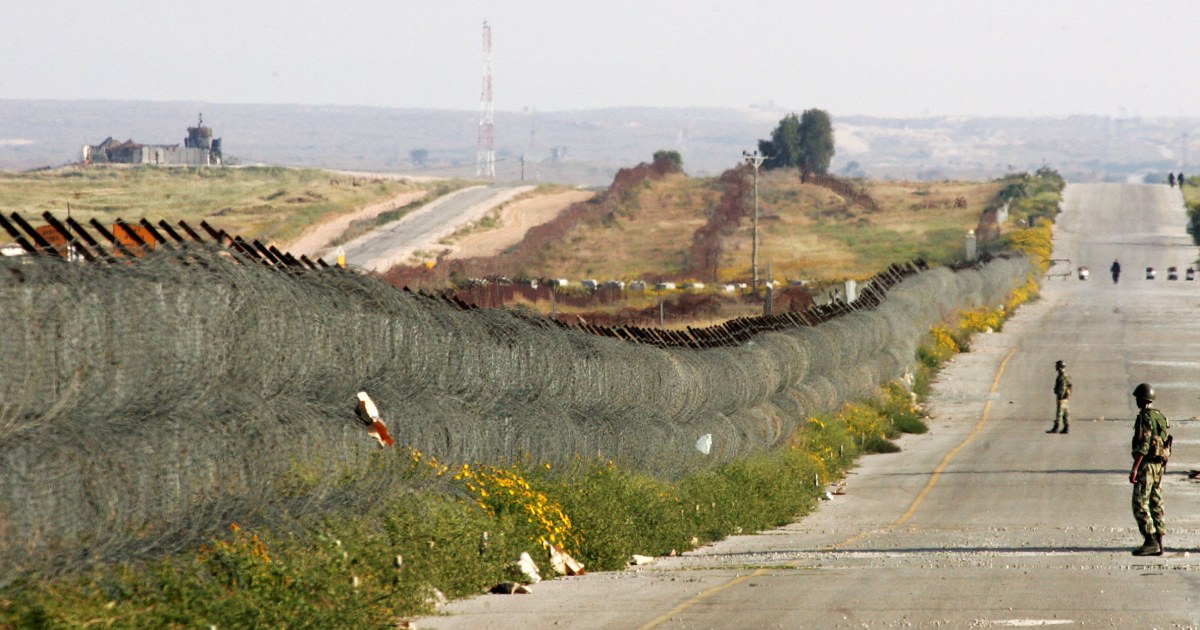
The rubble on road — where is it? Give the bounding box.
[489,582,533,595]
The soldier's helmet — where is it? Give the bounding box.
[1132,383,1155,402]
[1055,360,1065,369]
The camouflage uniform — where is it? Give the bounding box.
[1054,369,1072,430]
[1131,406,1169,538]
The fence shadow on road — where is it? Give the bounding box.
[829,545,1198,555]
[874,468,1128,476]
[691,546,1198,560]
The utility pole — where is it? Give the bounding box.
[743,150,767,294]
[764,262,774,316]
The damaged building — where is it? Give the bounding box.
[82,115,223,166]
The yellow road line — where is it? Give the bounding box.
[639,569,768,629]
[894,347,1015,526]
[640,347,1018,628]
[826,346,1015,547]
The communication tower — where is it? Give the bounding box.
[476,21,495,179]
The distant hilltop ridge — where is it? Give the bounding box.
[0,99,1196,184]
[82,114,222,166]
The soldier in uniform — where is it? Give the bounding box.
[1129,382,1170,556]
[1047,360,1071,434]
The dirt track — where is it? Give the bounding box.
[282,190,429,259]
[446,189,595,259]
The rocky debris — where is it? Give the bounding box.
[517,551,542,583]
[424,586,447,609]
[355,391,395,447]
[547,542,585,575]
[490,582,533,595]
[630,554,656,566]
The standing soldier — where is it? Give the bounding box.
[1047,360,1072,433]
[1169,172,1176,187]
[1129,383,1171,556]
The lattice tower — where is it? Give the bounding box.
[476,21,495,179]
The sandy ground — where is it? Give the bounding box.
[445,189,595,260]
[283,190,429,258]
[338,186,536,272]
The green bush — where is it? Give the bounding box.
[0,494,524,628]
[873,382,928,434]
[541,462,692,571]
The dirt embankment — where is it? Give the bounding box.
[687,165,750,280]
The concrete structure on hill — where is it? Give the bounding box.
[82,115,222,166]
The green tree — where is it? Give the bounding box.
[652,150,683,171]
[758,113,802,171]
[796,109,835,178]
[758,109,835,179]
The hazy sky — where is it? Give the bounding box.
[7,0,1200,117]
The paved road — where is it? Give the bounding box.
[330,184,533,272]
[421,183,1200,629]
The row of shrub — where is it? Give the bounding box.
[994,167,1066,225]
[1179,177,1200,246]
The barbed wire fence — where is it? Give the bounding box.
[0,234,1031,585]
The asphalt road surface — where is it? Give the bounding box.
[420,183,1200,629]
[330,184,533,272]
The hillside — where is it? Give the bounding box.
[721,173,1004,281]
[0,161,1005,299]
[429,165,1001,286]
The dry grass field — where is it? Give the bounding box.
[0,165,446,245]
[719,173,1003,282]
[1,164,1002,292]
[487,169,1002,284]
[512,173,720,280]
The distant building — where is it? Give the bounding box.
[82,115,222,166]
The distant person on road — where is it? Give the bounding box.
[1110,259,1121,284]
[1047,360,1071,434]
[1169,173,1176,187]
[1129,382,1171,556]
[1179,172,1187,188]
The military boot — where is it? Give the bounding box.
[1046,424,1059,434]
[1132,534,1161,556]
[1155,533,1164,556]
[1059,424,1069,434]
